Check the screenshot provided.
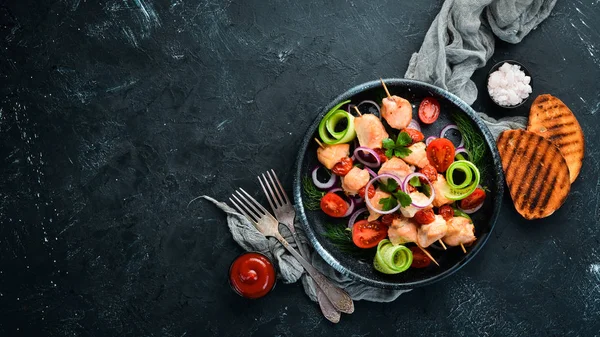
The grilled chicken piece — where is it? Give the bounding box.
[366,188,391,222]
[317,143,350,170]
[378,157,413,182]
[400,192,433,218]
[341,167,370,195]
[417,215,447,248]
[402,142,430,168]
[355,114,389,149]
[443,216,476,247]
[388,217,418,245]
[432,174,453,207]
[381,96,413,130]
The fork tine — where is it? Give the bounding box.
[270,169,290,204]
[229,196,258,224]
[258,174,278,211]
[265,170,284,206]
[234,190,263,218]
[238,188,270,215]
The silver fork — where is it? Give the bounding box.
[229,188,354,315]
[258,170,348,323]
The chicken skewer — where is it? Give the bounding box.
[379,79,413,130]
[315,138,325,149]
[353,106,362,116]
[387,217,440,266]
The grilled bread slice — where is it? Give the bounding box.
[528,94,584,183]
[497,129,570,220]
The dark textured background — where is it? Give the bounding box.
[1,0,599,336]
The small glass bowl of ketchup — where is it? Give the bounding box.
[229,252,276,299]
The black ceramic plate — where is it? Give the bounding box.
[293,79,504,289]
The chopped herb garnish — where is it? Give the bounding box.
[379,197,398,211]
[392,190,412,207]
[382,132,413,159]
[409,176,421,187]
[302,176,324,211]
[452,113,487,177]
[379,179,398,193]
[323,223,375,257]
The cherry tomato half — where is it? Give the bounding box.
[438,205,455,221]
[380,213,400,226]
[358,184,376,199]
[460,188,486,210]
[320,192,349,217]
[402,128,425,144]
[419,164,438,183]
[409,246,432,268]
[414,209,436,225]
[372,148,388,164]
[426,138,455,172]
[418,97,440,124]
[332,157,353,176]
[352,220,387,249]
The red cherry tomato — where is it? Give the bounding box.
[419,164,438,183]
[352,220,387,249]
[409,246,432,268]
[332,157,353,176]
[402,128,425,144]
[418,97,440,124]
[460,188,486,210]
[320,192,349,217]
[438,205,455,221]
[414,209,436,225]
[358,184,376,199]
[380,213,400,226]
[372,148,388,164]
[426,138,455,172]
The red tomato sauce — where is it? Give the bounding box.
[229,252,276,299]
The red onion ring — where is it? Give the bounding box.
[346,104,356,114]
[353,146,381,168]
[365,167,377,178]
[348,207,368,229]
[364,174,403,214]
[426,136,436,146]
[401,172,435,208]
[455,146,470,159]
[440,124,464,148]
[357,100,381,118]
[311,166,337,190]
[343,197,355,217]
[457,185,484,214]
[407,119,421,132]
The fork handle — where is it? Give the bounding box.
[274,233,354,314]
[289,232,341,323]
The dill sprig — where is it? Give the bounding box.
[302,176,324,211]
[452,113,488,178]
[323,223,376,258]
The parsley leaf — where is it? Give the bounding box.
[396,132,412,147]
[422,184,432,197]
[380,179,398,193]
[395,147,412,158]
[392,190,412,207]
[382,138,395,149]
[409,176,421,187]
[379,197,398,211]
[381,132,413,159]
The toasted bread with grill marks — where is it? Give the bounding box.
[497,129,570,220]
[527,94,584,183]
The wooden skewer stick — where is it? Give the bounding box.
[460,243,467,254]
[352,105,362,116]
[417,245,439,267]
[438,239,447,250]
[380,78,392,99]
[314,138,325,149]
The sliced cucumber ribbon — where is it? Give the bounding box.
[318,100,356,145]
[444,160,480,201]
[373,239,412,274]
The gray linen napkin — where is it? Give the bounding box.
[206,0,557,303]
[405,0,557,139]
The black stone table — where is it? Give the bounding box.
[1,0,599,336]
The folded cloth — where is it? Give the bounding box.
[206,0,557,304]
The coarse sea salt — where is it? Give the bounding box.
[487,62,532,107]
